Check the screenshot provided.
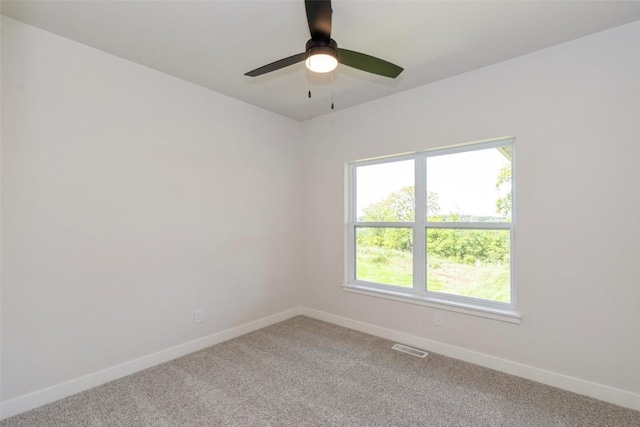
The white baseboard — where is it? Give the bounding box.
[3,306,638,420]
[0,307,303,420]
[300,307,640,412]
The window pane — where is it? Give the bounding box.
[356,159,414,222]
[426,147,511,222]
[356,227,413,287]
[426,229,510,303]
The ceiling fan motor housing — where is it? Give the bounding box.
[305,38,338,60]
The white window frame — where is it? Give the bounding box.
[343,137,520,323]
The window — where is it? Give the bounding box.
[345,138,518,322]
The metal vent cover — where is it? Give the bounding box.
[392,343,428,358]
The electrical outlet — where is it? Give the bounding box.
[435,311,444,327]
[194,309,203,324]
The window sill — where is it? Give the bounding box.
[342,283,521,324]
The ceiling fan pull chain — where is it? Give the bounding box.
[308,78,312,98]
[331,72,334,110]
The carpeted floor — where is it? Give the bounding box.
[2,316,639,426]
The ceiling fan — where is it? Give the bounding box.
[244,0,403,79]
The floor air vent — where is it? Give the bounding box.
[392,344,428,358]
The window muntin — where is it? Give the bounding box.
[347,138,515,315]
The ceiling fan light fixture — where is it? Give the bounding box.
[304,39,338,73]
[305,53,338,73]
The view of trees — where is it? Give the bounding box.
[495,165,512,217]
[357,184,510,265]
[356,165,512,302]
[357,186,439,252]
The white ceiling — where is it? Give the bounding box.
[2,1,640,121]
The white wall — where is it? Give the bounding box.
[2,13,640,417]
[1,17,302,402]
[301,20,640,397]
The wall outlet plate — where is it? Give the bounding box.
[194,309,203,324]
[435,311,444,326]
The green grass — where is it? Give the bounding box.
[356,247,413,288]
[356,246,510,303]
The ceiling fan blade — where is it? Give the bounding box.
[338,49,404,78]
[305,0,332,40]
[244,53,306,77]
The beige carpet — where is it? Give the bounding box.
[2,316,639,426]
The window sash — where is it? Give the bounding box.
[346,137,516,314]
